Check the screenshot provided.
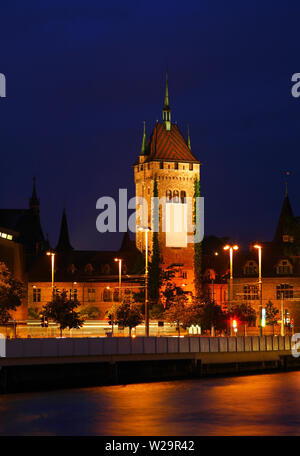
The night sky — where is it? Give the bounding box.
[1,1,300,251]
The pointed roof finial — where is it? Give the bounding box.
[164,70,170,109]
[141,120,147,155]
[29,176,40,210]
[187,124,191,150]
[56,207,73,252]
[285,171,290,197]
[162,70,171,130]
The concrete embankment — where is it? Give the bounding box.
[0,335,299,392]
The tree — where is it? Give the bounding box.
[28,306,40,320]
[265,300,279,335]
[193,177,202,298]
[164,294,193,335]
[198,296,228,332]
[148,176,162,304]
[114,299,143,336]
[231,302,257,335]
[0,262,24,324]
[42,290,84,336]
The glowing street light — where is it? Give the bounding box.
[114,258,123,302]
[254,244,263,336]
[138,226,151,337]
[46,251,56,298]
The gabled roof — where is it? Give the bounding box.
[143,122,199,163]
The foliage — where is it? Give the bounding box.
[196,295,228,331]
[231,302,257,326]
[42,289,84,335]
[265,300,279,326]
[150,303,165,320]
[148,176,162,304]
[28,306,40,320]
[80,306,101,320]
[164,293,191,332]
[114,298,143,335]
[193,177,202,298]
[0,262,24,323]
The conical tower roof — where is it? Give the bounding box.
[56,208,73,252]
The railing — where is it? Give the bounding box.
[2,335,292,359]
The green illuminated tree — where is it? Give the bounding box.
[193,177,202,298]
[265,300,279,335]
[148,176,162,304]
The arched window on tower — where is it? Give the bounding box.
[166,190,172,202]
[173,190,179,203]
[180,191,186,203]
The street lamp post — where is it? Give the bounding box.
[223,244,239,336]
[223,244,239,309]
[46,251,56,299]
[254,244,263,337]
[280,291,285,337]
[138,226,150,337]
[114,258,122,302]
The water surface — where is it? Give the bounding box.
[1,372,300,435]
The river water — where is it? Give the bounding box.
[0,371,300,435]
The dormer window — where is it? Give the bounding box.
[244,261,258,275]
[276,260,293,275]
[84,263,94,274]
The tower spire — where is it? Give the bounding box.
[29,176,40,212]
[56,208,73,252]
[162,71,171,131]
[187,124,191,150]
[141,120,147,155]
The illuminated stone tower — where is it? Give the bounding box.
[134,75,201,292]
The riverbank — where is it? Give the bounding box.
[0,335,298,393]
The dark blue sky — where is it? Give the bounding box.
[1,0,300,251]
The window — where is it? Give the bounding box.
[276,260,293,275]
[33,288,41,302]
[160,162,164,169]
[180,191,186,203]
[166,190,172,202]
[276,284,293,299]
[189,163,193,170]
[88,288,96,302]
[244,261,258,275]
[182,271,187,279]
[173,190,179,203]
[140,164,143,171]
[70,288,78,301]
[103,288,112,302]
[67,264,76,274]
[148,163,150,170]
[175,162,178,170]
[84,263,93,274]
[243,285,258,300]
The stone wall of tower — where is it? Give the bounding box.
[134,159,200,293]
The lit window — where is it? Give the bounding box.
[173,190,179,203]
[166,190,172,202]
[180,191,186,203]
[33,288,41,302]
[276,260,293,275]
[189,163,193,171]
[244,261,258,275]
[276,284,293,299]
[103,288,112,302]
[243,285,258,300]
[88,288,96,302]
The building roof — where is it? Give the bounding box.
[56,208,73,252]
[142,122,199,163]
